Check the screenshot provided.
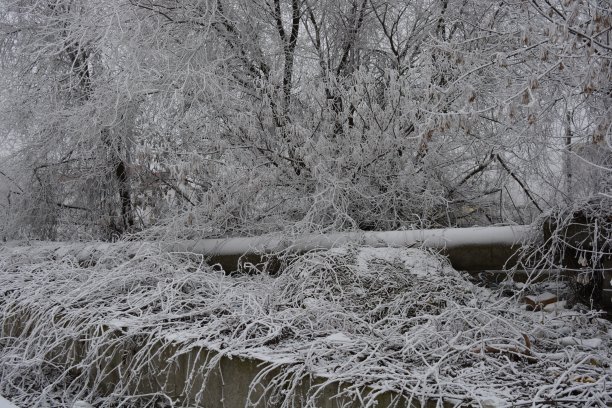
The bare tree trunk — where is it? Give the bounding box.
[115,159,134,231]
[564,111,573,204]
[68,40,133,236]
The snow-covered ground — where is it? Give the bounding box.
[1,241,611,407]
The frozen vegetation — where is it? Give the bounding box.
[1,241,611,407]
[0,0,611,406]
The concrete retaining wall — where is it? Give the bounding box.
[1,309,444,408]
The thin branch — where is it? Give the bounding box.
[496,154,543,213]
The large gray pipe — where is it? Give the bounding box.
[167,225,534,272]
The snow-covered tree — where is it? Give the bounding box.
[0,0,609,240]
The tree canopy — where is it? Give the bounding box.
[1,0,610,240]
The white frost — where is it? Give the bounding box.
[72,402,94,408]
[0,396,18,408]
[324,333,353,343]
[559,337,603,349]
[543,300,567,312]
[355,246,443,277]
[479,396,507,408]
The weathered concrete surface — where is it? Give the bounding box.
[2,310,447,408]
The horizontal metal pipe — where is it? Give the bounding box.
[167,225,533,255]
[166,225,535,271]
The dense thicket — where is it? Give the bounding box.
[0,0,610,240]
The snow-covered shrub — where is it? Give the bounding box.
[1,242,611,407]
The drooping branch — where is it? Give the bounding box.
[448,152,495,196]
[0,170,24,193]
[496,154,543,213]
